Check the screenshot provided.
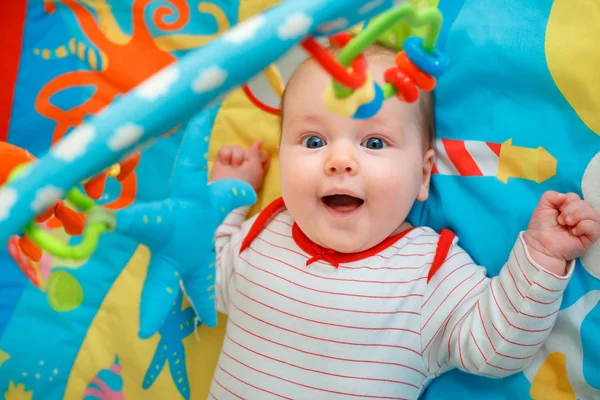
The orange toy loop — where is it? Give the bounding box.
[395,52,436,92]
[35,201,85,236]
[8,236,41,288]
[35,207,56,224]
[54,201,86,236]
[117,153,141,181]
[83,152,140,199]
[301,37,367,90]
[84,173,107,200]
[384,67,419,104]
[19,236,43,262]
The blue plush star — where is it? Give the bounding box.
[143,291,196,399]
[115,107,256,338]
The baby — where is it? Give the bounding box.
[207,45,600,399]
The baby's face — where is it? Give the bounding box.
[279,59,434,253]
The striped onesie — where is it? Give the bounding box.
[207,198,573,399]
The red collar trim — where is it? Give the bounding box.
[239,197,286,254]
[292,223,413,268]
[239,197,414,268]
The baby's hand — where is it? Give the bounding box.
[210,140,270,192]
[524,191,600,275]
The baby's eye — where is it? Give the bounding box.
[361,137,387,150]
[302,136,326,149]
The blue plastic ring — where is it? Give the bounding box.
[403,36,448,79]
[353,83,383,120]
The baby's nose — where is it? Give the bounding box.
[325,151,358,176]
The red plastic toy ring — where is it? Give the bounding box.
[384,67,419,103]
[395,52,436,92]
[329,32,353,47]
[301,37,367,90]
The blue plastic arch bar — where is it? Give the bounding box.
[0,0,397,242]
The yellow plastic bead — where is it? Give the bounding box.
[106,163,121,178]
[323,74,375,117]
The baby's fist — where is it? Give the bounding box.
[557,192,600,242]
[210,141,270,192]
[524,191,600,274]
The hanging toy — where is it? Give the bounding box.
[300,2,449,119]
[0,142,86,262]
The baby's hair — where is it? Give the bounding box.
[279,42,435,151]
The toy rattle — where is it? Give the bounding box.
[244,2,448,119]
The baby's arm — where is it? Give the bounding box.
[421,191,600,378]
[420,235,571,379]
[211,140,270,314]
[213,208,251,314]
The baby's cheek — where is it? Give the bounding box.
[283,167,313,193]
[377,164,422,211]
[280,161,317,203]
[377,158,421,191]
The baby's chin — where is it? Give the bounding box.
[315,234,385,254]
[312,221,411,253]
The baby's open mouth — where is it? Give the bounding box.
[321,194,364,213]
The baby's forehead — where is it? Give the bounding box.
[283,59,323,96]
[288,48,396,88]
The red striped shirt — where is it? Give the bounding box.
[206,201,573,399]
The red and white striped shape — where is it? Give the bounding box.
[433,138,501,177]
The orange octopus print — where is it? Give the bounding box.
[35,0,229,204]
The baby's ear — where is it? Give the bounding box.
[417,149,435,202]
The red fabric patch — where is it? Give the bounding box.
[0,0,27,142]
[427,229,456,283]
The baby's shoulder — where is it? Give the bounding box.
[399,227,479,277]
[398,226,442,248]
[403,226,462,246]
[262,209,294,231]
[373,227,441,264]
[406,226,440,239]
[240,207,294,243]
[387,226,461,260]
